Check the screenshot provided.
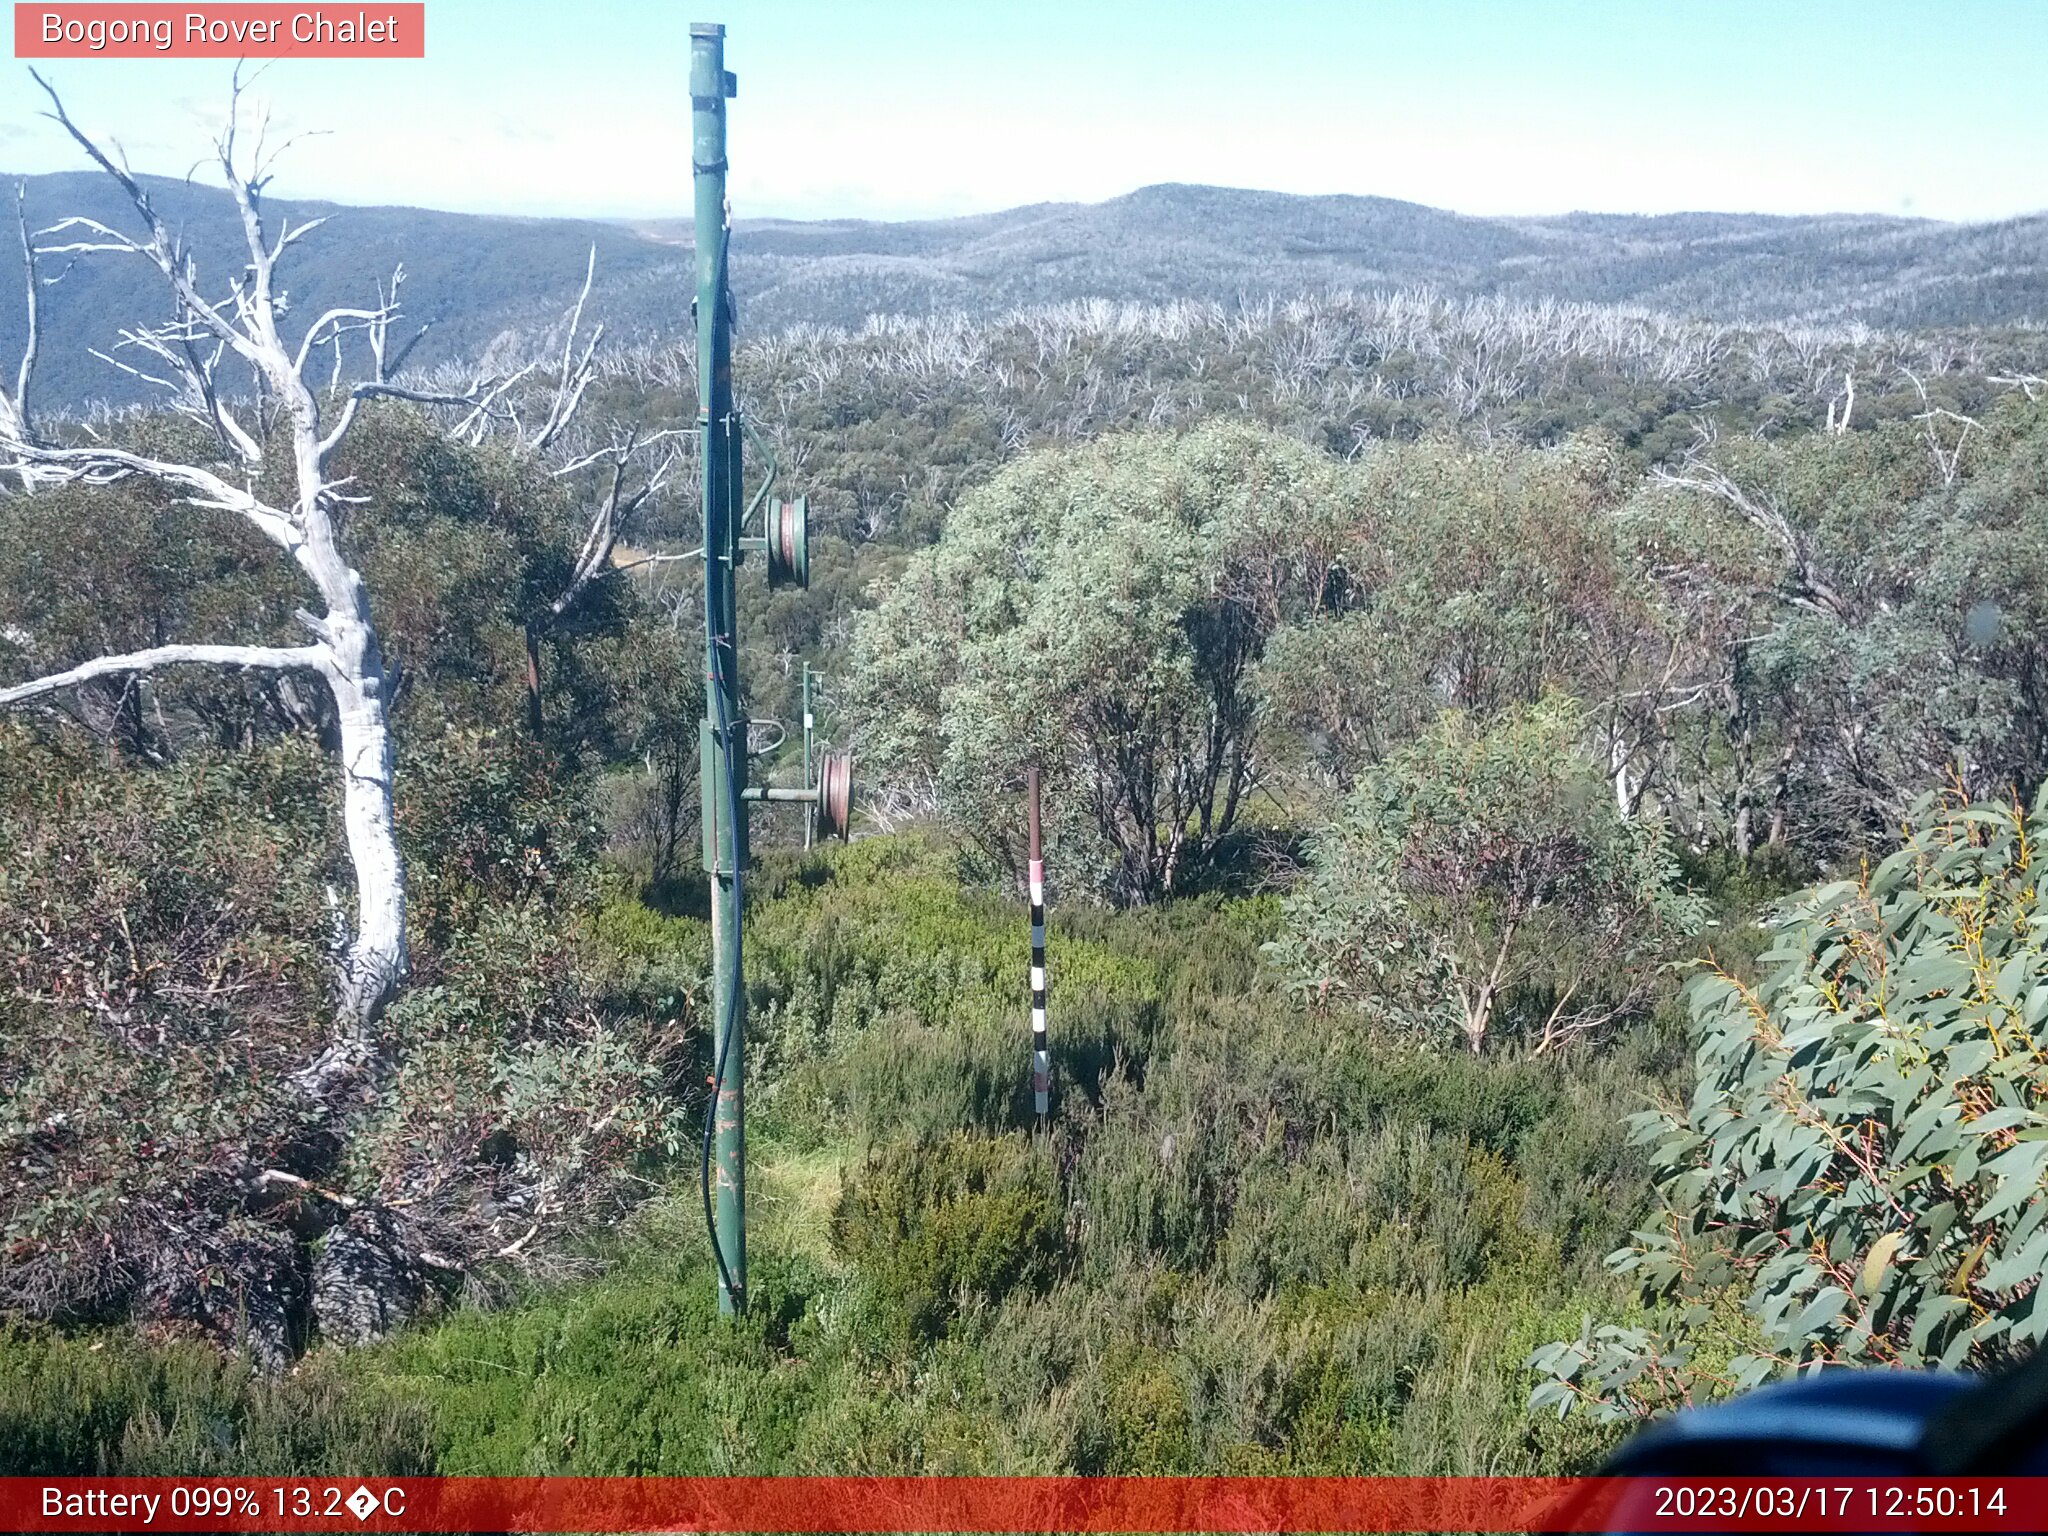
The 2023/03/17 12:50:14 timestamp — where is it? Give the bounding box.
[1643,1481,2012,1524]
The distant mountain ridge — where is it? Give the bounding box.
[4,173,2047,411]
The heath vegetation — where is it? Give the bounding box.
[5,101,2048,1473]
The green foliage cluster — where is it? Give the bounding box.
[0,1326,433,1475]
[721,295,2025,562]
[0,711,698,1344]
[0,728,332,1328]
[828,394,2048,1445]
[1256,435,1650,776]
[740,838,1166,1145]
[1534,789,2048,1421]
[1672,415,2048,853]
[1272,700,1704,1054]
[831,1134,1065,1342]
[855,401,2048,909]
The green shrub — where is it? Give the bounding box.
[743,836,1164,1144]
[356,1248,837,1474]
[0,731,331,1329]
[0,1325,431,1475]
[1101,1344,1195,1472]
[1271,698,1703,1055]
[1533,788,2048,1423]
[340,897,697,1296]
[831,1134,1066,1341]
[396,727,605,958]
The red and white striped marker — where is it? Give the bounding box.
[1027,766,1050,1119]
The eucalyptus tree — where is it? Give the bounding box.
[1647,403,2048,857]
[1254,435,1711,825]
[851,421,1347,903]
[1270,698,1702,1055]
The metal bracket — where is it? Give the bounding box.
[740,415,778,535]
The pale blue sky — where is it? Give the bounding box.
[2,0,2043,223]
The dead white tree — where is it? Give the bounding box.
[515,421,687,732]
[1901,367,1980,488]
[1825,368,1855,434]
[0,72,531,1073]
[1988,372,2046,403]
[545,428,688,615]
[1653,442,1855,624]
[1,182,40,492]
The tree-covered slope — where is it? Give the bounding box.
[9,173,2048,413]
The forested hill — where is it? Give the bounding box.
[648,186,2048,335]
[0,171,682,412]
[6,171,2048,410]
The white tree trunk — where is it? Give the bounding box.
[326,616,407,1027]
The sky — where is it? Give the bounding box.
[1,0,2044,225]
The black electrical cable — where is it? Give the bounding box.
[699,599,745,1310]
[699,228,746,1311]
[697,557,748,1312]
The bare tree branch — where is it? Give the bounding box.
[544,429,687,620]
[1900,367,1980,487]
[3,438,303,546]
[0,641,329,707]
[293,303,389,376]
[1653,460,1855,622]
[31,71,274,382]
[528,245,602,453]
[446,362,535,445]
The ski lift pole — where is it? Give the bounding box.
[692,19,746,1318]
[1028,767,1050,1121]
[689,23,843,1316]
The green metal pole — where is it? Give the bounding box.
[691,19,745,1317]
[802,663,816,850]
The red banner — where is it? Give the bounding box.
[3,1477,2048,1532]
[13,4,424,58]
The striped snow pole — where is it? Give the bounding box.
[1027,766,1050,1120]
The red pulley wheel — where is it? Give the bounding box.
[816,751,852,842]
[767,496,810,591]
